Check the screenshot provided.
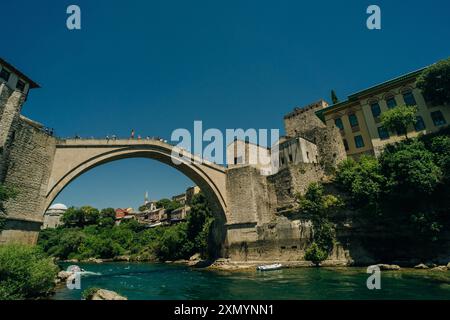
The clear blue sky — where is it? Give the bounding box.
[2,0,449,209]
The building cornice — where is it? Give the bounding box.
[315,66,428,122]
[0,57,40,89]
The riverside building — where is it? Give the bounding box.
[315,67,450,157]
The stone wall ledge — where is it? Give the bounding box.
[4,215,43,224]
[225,222,258,228]
[19,115,43,129]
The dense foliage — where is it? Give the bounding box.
[38,193,215,262]
[0,244,58,300]
[156,198,184,213]
[335,133,450,254]
[380,105,417,138]
[299,183,343,265]
[416,56,450,106]
[62,206,101,227]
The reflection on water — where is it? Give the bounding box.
[53,262,450,300]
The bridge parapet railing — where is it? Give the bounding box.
[60,136,169,145]
[63,135,167,141]
[56,137,227,171]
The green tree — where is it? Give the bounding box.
[98,208,116,228]
[81,206,100,225]
[186,193,214,257]
[54,229,85,259]
[78,235,123,259]
[299,183,343,220]
[155,223,192,260]
[156,198,172,209]
[429,135,450,181]
[100,207,116,219]
[335,156,385,210]
[156,198,183,214]
[62,206,99,227]
[304,242,328,266]
[335,135,450,248]
[299,183,342,265]
[166,200,183,214]
[416,57,450,106]
[380,105,418,139]
[380,140,442,195]
[62,207,84,227]
[331,90,339,104]
[0,244,58,300]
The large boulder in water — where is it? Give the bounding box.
[57,270,72,281]
[414,263,429,269]
[376,264,401,271]
[88,289,127,300]
[431,266,448,272]
[190,253,201,261]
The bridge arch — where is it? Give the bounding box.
[45,139,228,228]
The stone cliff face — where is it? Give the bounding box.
[223,163,352,264]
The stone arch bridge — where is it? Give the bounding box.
[2,133,278,259]
[46,138,228,218]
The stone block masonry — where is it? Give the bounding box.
[225,165,276,226]
[307,126,347,174]
[0,83,26,182]
[283,100,347,174]
[223,163,351,264]
[267,163,326,208]
[0,117,57,244]
[283,100,329,138]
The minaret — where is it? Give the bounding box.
[144,191,149,204]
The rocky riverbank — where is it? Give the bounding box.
[206,260,450,272]
[83,288,127,300]
[58,254,450,273]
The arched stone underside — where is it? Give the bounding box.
[45,140,228,225]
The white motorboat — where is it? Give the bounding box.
[256,263,283,271]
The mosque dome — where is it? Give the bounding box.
[49,203,68,210]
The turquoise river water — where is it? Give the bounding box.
[53,262,450,300]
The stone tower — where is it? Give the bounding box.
[0,58,40,182]
[283,100,347,173]
[0,58,53,245]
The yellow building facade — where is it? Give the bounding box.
[316,67,450,157]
